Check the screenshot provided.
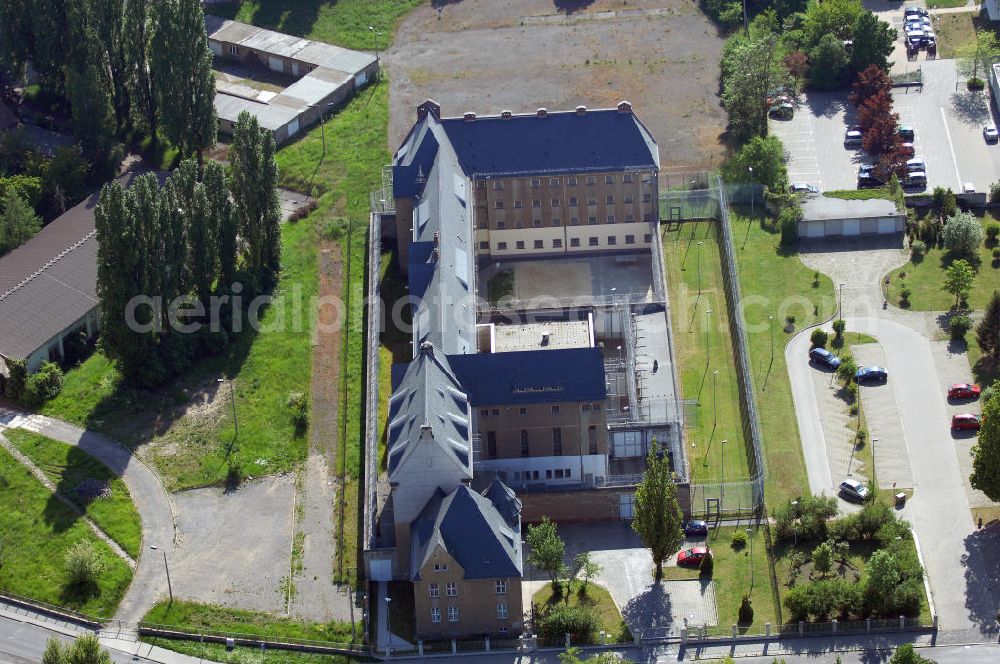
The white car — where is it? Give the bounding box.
[964,183,976,194]
[906,157,926,173]
[985,126,999,142]
[906,17,931,30]
[790,182,820,194]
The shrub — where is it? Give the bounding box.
[22,361,63,406]
[990,181,1000,205]
[773,495,839,543]
[993,248,1000,261]
[813,271,820,288]
[536,604,599,642]
[812,540,834,576]
[987,223,1000,243]
[779,205,800,246]
[832,319,846,340]
[950,314,972,340]
[786,314,796,326]
[943,211,985,257]
[730,529,748,550]
[738,595,754,625]
[699,551,714,577]
[784,578,862,621]
[910,240,926,259]
[286,391,309,433]
[856,429,867,443]
[64,541,103,588]
[225,461,244,490]
[810,328,828,348]
[899,287,912,306]
[3,358,26,400]
[287,199,318,222]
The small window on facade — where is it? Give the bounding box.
[551,198,560,207]
[495,579,508,594]
[495,201,504,209]
[588,216,597,225]
[586,196,596,206]
[532,199,541,208]
[586,176,596,185]
[625,214,635,223]
[430,583,440,597]
[480,409,489,418]
[582,403,591,411]
[555,469,564,478]
[499,626,509,634]
[607,215,615,224]
[624,173,634,183]
[568,177,577,186]
[487,431,497,459]
[553,238,563,248]
[477,180,487,189]
[608,236,617,245]
[546,469,553,479]
[625,235,636,245]
[520,430,529,457]
[569,197,578,206]
[497,242,507,250]
[551,405,560,414]
[623,194,634,204]
[446,582,457,597]
[431,607,442,623]
[491,408,500,416]
[570,238,580,247]
[479,241,489,250]
[589,425,598,454]
[589,237,599,246]
[496,220,505,229]
[570,218,579,226]
[497,603,509,619]
[532,470,540,480]
[534,239,544,249]
[516,241,525,250]
[533,219,542,228]
[515,219,523,229]
[514,200,523,209]
[229,45,238,55]
[606,195,615,204]
[642,193,652,202]
[434,563,449,572]
[605,175,614,184]
[644,234,652,243]
[519,407,527,415]
[531,179,540,188]
[494,181,504,190]
[549,178,560,187]
[552,218,561,227]
[566,468,572,478]
[448,606,459,622]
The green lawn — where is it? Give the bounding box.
[888,213,1000,312]
[927,0,971,8]
[662,525,778,629]
[662,221,750,484]
[935,12,977,59]
[210,0,423,51]
[4,429,141,559]
[824,188,896,202]
[732,211,837,507]
[0,445,132,617]
[532,581,630,643]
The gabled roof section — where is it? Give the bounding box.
[439,104,659,178]
[483,479,522,527]
[410,483,522,581]
[387,342,472,480]
[446,348,606,406]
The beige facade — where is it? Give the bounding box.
[475,400,608,461]
[413,546,523,639]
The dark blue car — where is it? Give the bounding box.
[809,347,841,370]
[683,520,709,537]
[855,366,888,383]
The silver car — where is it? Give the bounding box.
[839,479,869,502]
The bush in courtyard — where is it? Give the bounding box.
[699,551,714,577]
[64,541,103,588]
[832,319,846,340]
[810,328,828,348]
[730,529,748,550]
[993,247,1000,263]
[784,578,862,621]
[537,604,599,643]
[286,391,309,434]
[773,495,839,543]
[225,461,244,490]
[987,222,1000,245]
[990,181,1000,205]
[779,205,800,246]
[944,211,985,258]
[22,362,63,407]
[738,595,754,625]
[3,358,26,400]
[950,314,973,340]
[910,240,926,260]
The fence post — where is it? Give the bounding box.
[798,621,804,636]
[866,618,871,634]
[899,615,905,631]
[418,641,424,656]
[565,633,571,649]
[451,639,457,655]
[832,619,837,634]
[681,628,688,644]
[765,623,771,638]
[731,625,737,640]
[485,637,490,652]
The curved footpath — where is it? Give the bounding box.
[0,406,175,625]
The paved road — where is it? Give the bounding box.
[0,407,175,624]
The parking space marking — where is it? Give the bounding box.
[940,106,964,189]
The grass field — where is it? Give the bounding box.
[927,0,971,9]
[888,213,1000,312]
[732,210,837,507]
[4,429,142,559]
[662,524,778,628]
[934,12,977,59]
[532,581,631,643]
[0,445,132,617]
[211,0,423,51]
[662,221,750,484]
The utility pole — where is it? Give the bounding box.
[151,545,172,604]
[384,596,392,656]
[705,308,712,363]
[218,378,238,440]
[768,315,774,362]
[748,166,754,217]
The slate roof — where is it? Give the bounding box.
[410,483,522,581]
[386,342,472,479]
[438,107,659,178]
[446,348,607,406]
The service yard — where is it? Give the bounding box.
[771,59,1000,194]
[385,0,728,172]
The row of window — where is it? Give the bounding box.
[494,214,643,228]
[430,604,509,623]
[514,468,573,481]
[429,580,508,597]
[491,234,651,251]
[494,194,644,209]
[483,427,599,458]
[480,174,639,190]
[479,403,602,417]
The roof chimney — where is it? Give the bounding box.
[536,108,547,118]
[420,340,434,354]
[617,100,633,114]
[417,99,441,121]
[501,110,513,120]
[463,111,476,122]
[575,105,587,116]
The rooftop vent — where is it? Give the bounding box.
[575,105,587,116]
[501,110,513,120]
[420,341,434,354]
[463,111,476,122]
[536,108,548,117]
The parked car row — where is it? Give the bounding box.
[857,158,927,189]
[904,6,935,54]
[808,347,889,382]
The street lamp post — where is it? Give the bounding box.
[747,527,754,592]
[705,308,712,361]
[384,596,392,656]
[721,439,728,501]
[748,166,754,217]
[768,315,774,362]
[838,283,844,320]
[696,241,703,294]
[791,499,799,546]
[872,437,879,486]
[150,545,173,604]
[218,378,238,440]
[369,26,381,64]
[319,101,335,159]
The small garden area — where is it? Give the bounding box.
[531,579,630,645]
[3,428,141,559]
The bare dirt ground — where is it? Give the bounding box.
[385,0,728,172]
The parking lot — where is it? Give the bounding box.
[771,59,1000,193]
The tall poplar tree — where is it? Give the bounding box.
[189,183,218,304]
[230,111,280,276]
[123,0,157,138]
[977,291,1000,363]
[971,386,1000,501]
[64,0,116,170]
[204,161,237,286]
[92,0,128,130]
[632,441,685,582]
[150,0,216,160]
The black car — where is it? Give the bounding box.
[855,366,888,383]
[683,520,709,537]
[809,347,842,370]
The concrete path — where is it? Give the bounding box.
[852,343,913,490]
[0,407,175,625]
[0,430,135,566]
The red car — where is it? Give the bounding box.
[900,143,915,157]
[677,547,711,567]
[952,413,981,431]
[948,383,981,400]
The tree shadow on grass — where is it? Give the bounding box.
[208,1,323,40]
[42,445,112,537]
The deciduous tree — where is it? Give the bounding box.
[632,441,684,582]
[888,644,937,664]
[733,135,788,192]
[808,34,849,90]
[944,212,985,258]
[204,161,237,286]
[857,89,894,134]
[0,189,41,255]
[972,382,1000,501]
[230,111,281,276]
[850,64,892,108]
[942,259,976,308]
[64,0,117,172]
[527,517,565,587]
[957,30,1000,83]
[123,0,157,138]
[976,291,1000,362]
[722,35,792,142]
[864,549,901,616]
[850,11,897,74]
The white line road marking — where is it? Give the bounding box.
[940,106,963,189]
